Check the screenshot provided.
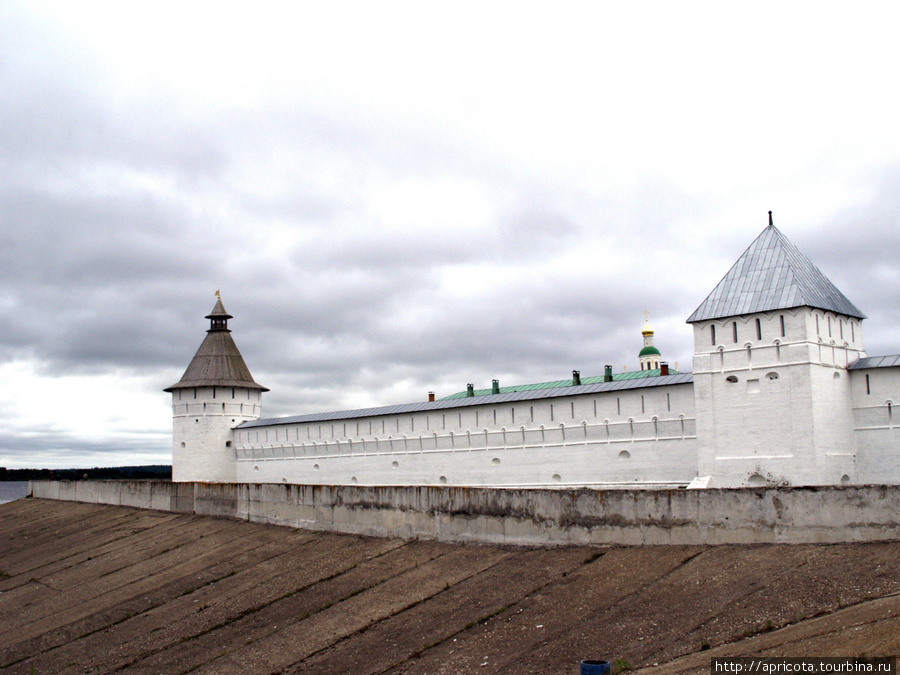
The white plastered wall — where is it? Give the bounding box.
[234,384,698,487]
[851,366,900,484]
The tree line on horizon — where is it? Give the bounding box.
[0,465,172,481]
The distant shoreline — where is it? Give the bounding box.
[0,465,172,481]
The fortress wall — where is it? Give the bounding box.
[235,436,697,487]
[234,383,698,487]
[851,366,900,484]
[29,480,900,546]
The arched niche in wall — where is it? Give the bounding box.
[747,473,766,487]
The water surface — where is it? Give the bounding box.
[0,481,30,504]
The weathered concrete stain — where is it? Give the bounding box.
[29,480,900,547]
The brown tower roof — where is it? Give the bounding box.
[164,297,268,392]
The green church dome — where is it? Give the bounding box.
[639,346,661,357]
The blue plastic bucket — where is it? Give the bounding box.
[581,660,611,675]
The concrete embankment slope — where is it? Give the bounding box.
[3,499,900,674]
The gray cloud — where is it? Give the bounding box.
[2,3,900,468]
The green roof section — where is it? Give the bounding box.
[441,368,679,400]
[639,346,661,357]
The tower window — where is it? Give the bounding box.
[732,322,738,343]
[755,318,762,340]
[711,325,716,345]
[780,315,786,337]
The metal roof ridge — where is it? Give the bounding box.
[238,373,694,428]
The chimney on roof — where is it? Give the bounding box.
[572,370,581,386]
[428,391,435,402]
[604,365,613,382]
[492,379,500,395]
[466,383,474,397]
[660,361,669,376]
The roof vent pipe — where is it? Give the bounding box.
[428,391,435,402]
[660,362,669,376]
[466,383,474,397]
[604,365,613,382]
[492,379,500,395]
[572,370,581,386]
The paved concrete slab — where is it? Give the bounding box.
[3,498,900,674]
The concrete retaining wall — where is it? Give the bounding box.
[28,480,900,546]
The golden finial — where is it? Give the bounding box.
[642,310,654,336]
[215,290,221,300]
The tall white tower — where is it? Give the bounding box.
[688,216,866,487]
[164,295,268,482]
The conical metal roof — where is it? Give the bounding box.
[164,298,268,392]
[687,223,865,323]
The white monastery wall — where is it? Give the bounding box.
[851,366,900,483]
[168,224,899,490]
[234,383,698,487]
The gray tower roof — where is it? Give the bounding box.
[687,221,865,323]
[164,298,268,392]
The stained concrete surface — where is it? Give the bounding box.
[2,498,900,674]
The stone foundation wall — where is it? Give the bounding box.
[28,480,900,546]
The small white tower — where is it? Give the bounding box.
[165,294,268,482]
[639,312,662,371]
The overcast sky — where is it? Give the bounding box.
[2,2,899,469]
